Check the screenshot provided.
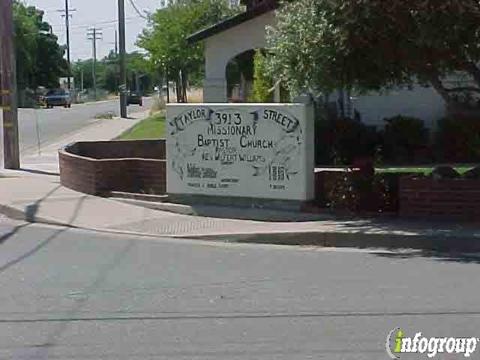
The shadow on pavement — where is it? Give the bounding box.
[334,216,478,232]
[372,250,480,265]
[19,168,60,177]
[0,223,31,246]
[0,185,62,246]
[0,187,86,274]
[25,185,62,222]
[1,183,132,358]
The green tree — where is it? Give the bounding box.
[72,59,98,91]
[72,51,155,95]
[13,1,68,91]
[138,0,238,102]
[267,0,480,111]
[250,50,273,102]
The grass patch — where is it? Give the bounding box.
[119,112,165,140]
[94,111,115,119]
[376,166,474,175]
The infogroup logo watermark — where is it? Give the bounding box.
[386,328,479,358]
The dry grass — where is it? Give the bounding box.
[150,96,166,115]
[187,88,203,103]
[94,111,115,119]
[151,87,203,108]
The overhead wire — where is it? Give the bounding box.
[127,0,149,20]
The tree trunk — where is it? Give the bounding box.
[181,69,188,103]
[428,72,454,105]
[175,71,184,103]
[175,78,181,103]
[464,62,480,87]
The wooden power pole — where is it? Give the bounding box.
[58,0,76,90]
[87,27,102,101]
[0,0,20,169]
[118,0,128,118]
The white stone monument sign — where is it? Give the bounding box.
[166,102,315,201]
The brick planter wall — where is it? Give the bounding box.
[59,140,166,196]
[399,177,480,221]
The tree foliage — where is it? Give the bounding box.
[267,0,480,109]
[250,50,273,102]
[72,52,155,94]
[13,1,68,90]
[138,0,239,102]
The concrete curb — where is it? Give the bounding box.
[1,202,480,253]
[180,231,480,253]
[109,197,335,222]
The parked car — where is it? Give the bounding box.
[127,92,143,106]
[45,89,72,108]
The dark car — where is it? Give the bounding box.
[127,92,143,106]
[45,89,72,108]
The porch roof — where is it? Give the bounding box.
[187,0,278,44]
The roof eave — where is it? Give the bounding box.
[187,1,278,44]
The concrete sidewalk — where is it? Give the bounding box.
[1,109,480,251]
[1,174,480,252]
[15,110,148,175]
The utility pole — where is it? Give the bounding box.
[115,30,118,56]
[107,30,119,95]
[118,0,128,118]
[165,66,170,103]
[80,69,84,92]
[58,1,76,90]
[0,0,20,169]
[87,27,102,101]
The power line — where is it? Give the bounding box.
[127,0,148,20]
[50,15,144,30]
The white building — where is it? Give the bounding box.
[187,0,448,129]
[161,0,240,8]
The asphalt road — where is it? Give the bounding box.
[0,217,479,359]
[18,98,153,155]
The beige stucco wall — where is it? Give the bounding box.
[203,11,275,102]
[201,10,446,126]
[353,86,446,129]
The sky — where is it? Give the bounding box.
[25,0,161,61]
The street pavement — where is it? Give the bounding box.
[1,172,479,252]
[0,218,479,359]
[17,111,148,175]
[17,97,152,155]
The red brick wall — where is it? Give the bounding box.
[59,151,98,194]
[399,177,480,220]
[59,140,167,196]
[75,140,165,160]
[95,159,166,194]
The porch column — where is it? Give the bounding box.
[203,77,227,103]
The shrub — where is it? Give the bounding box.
[431,165,460,179]
[327,170,394,213]
[314,118,335,165]
[249,50,273,103]
[434,117,480,163]
[381,116,429,164]
[315,117,380,166]
[332,118,379,165]
[464,166,480,179]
